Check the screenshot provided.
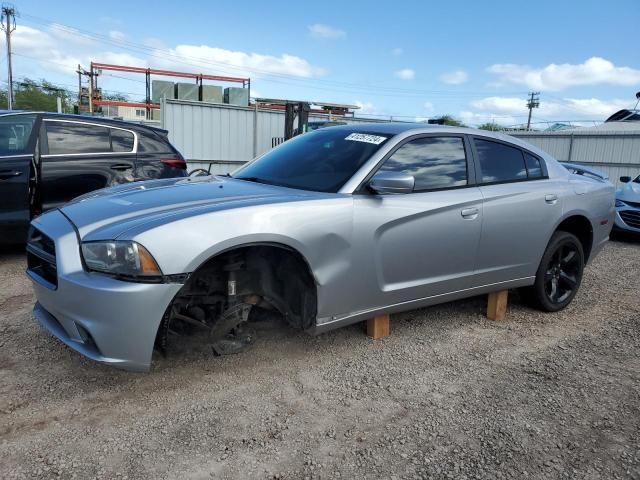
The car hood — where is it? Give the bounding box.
[617,180,640,203]
[60,176,318,240]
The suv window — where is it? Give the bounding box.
[137,131,172,153]
[46,122,111,155]
[111,129,135,152]
[475,138,527,183]
[379,136,467,191]
[0,114,36,156]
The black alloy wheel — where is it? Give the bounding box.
[521,231,585,312]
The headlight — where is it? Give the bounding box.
[615,199,627,208]
[81,241,162,280]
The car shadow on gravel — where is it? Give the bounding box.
[0,244,26,261]
[609,231,640,244]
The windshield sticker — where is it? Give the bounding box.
[345,133,387,145]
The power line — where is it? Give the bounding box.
[19,13,529,99]
[10,53,143,96]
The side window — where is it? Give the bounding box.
[379,136,467,191]
[46,122,111,155]
[474,138,527,183]
[524,152,543,178]
[0,114,36,156]
[111,129,135,152]
[137,131,172,153]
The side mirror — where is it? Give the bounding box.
[620,176,632,183]
[368,171,415,195]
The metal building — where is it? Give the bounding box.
[510,121,640,185]
[161,98,640,183]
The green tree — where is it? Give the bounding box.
[432,115,466,127]
[477,122,502,131]
[0,78,74,112]
[102,91,129,101]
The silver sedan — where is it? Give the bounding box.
[26,124,615,371]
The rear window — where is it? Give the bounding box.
[137,131,173,153]
[111,129,135,152]
[0,114,36,156]
[524,152,543,178]
[475,138,527,183]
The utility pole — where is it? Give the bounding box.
[1,4,17,110]
[526,91,540,130]
[76,64,100,113]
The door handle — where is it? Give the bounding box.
[0,170,22,180]
[545,194,558,204]
[461,207,479,219]
[110,164,133,171]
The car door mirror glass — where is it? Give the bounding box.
[368,171,415,195]
[620,176,631,183]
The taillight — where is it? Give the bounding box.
[160,158,187,170]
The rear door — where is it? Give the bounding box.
[470,136,561,284]
[40,119,137,210]
[0,113,39,243]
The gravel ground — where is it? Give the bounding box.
[1,239,639,480]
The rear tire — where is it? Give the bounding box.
[521,231,584,312]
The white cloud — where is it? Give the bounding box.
[459,111,518,126]
[395,68,415,81]
[307,23,346,39]
[391,47,403,56]
[461,95,632,127]
[440,70,468,85]
[109,30,127,42]
[423,101,434,112]
[158,45,325,78]
[487,57,640,91]
[354,100,376,114]
[5,24,326,83]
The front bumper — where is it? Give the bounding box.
[614,206,640,234]
[27,210,183,372]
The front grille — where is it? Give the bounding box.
[27,227,58,287]
[620,210,640,229]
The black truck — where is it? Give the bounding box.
[0,112,187,244]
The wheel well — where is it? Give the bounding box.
[157,244,317,353]
[556,215,593,262]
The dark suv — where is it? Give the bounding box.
[0,112,187,244]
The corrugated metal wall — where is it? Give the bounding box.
[162,99,640,183]
[162,99,392,174]
[510,130,640,185]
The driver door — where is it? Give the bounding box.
[0,113,39,243]
[351,134,483,312]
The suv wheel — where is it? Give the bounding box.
[522,231,584,312]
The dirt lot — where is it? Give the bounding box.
[1,239,639,480]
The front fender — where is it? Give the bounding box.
[128,198,355,290]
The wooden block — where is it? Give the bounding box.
[367,314,390,339]
[487,290,508,321]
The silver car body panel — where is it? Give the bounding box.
[26,124,615,371]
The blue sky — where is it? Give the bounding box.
[5,0,640,126]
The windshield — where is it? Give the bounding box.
[233,128,391,192]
